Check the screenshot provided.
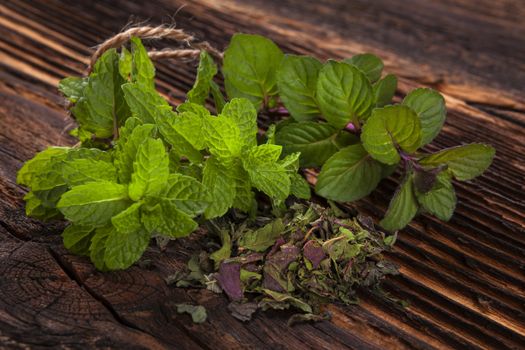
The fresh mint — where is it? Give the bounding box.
[218,35,495,231]
[18,37,306,270]
[18,33,495,274]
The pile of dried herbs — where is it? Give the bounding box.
[167,202,398,324]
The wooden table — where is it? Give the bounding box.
[1,1,524,348]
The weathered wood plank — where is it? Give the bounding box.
[0,0,524,348]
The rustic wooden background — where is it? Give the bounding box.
[1,0,524,349]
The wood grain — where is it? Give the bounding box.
[0,0,524,349]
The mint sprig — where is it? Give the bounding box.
[18,37,307,270]
[222,34,495,231]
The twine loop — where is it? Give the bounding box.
[87,25,222,73]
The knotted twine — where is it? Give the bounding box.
[87,25,223,73]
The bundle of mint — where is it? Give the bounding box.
[16,26,493,323]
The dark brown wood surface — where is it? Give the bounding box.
[1,0,524,349]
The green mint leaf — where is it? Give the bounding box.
[344,53,384,83]
[176,304,207,324]
[142,201,197,238]
[316,144,382,202]
[205,115,242,159]
[203,156,236,219]
[239,218,285,252]
[72,49,128,138]
[122,82,169,124]
[276,121,356,167]
[221,98,258,148]
[23,192,61,220]
[61,158,117,186]
[57,181,131,227]
[89,225,112,271]
[316,60,374,128]
[156,108,203,164]
[361,105,422,165]
[130,37,155,89]
[210,81,226,113]
[210,229,231,268]
[373,74,397,107]
[128,138,169,201]
[187,51,218,105]
[242,145,291,200]
[58,77,88,103]
[223,33,284,109]
[276,55,322,121]
[416,172,456,221]
[19,147,112,214]
[232,163,257,213]
[159,174,211,216]
[419,144,495,181]
[119,47,132,79]
[174,113,207,150]
[114,122,156,184]
[17,147,69,186]
[106,202,151,270]
[62,224,94,256]
[290,173,311,199]
[380,173,419,231]
[402,88,446,146]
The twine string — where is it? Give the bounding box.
[87,25,222,72]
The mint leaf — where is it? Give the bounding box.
[277,55,322,121]
[221,98,258,148]
[72,49,128,138]
[210,229,231,268]
[156,109,203,164]
[419,144,495,181]
[242,145,290,200]
[239,218,285,252]
[361,105,422,165]
[142,201,197,238]
[416,172,456,221]
[205,115,242,159]
[106,202,150,270]
[403,88,446,146]
[290,173,311,199]
[344,53,384,83]
[223,34,284,109]
[231,160,257,213]
[17,147,69,186]
[203,156,236,219]
[114,123,156,184]
[210,81,226,113]
[160,174,211,216]
[57,181,130,227]
[62,224,94,256]
[58,77,88,103]
[23,192,61,220]
[173,110,209,150]
[89,225,112,270]
[316,144,382,201]
[373,74,397,107]
[380,174,419,231]
[128,138,169,201]
[119,47,132,79]
[187,51,217,105]
[61,158,117,186]
[130,37,155,89]
[316,61,374,128]
[122,82,168,124]
[276,121,356,167]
